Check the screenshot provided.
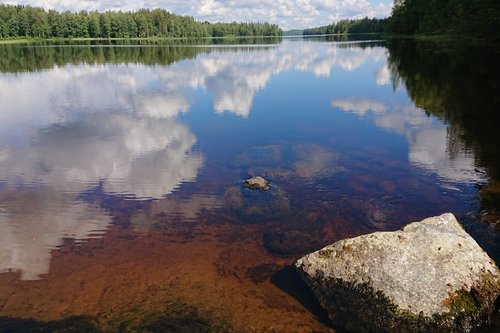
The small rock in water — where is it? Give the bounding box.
[244,176,270,190]
[296,213,500,333]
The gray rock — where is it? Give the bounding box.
[296,213,500,333]
[244,176,270,190]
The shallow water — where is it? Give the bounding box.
[0,38,499,332]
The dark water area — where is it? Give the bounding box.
[0,37,499,332]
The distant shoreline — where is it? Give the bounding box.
[0,33,380,45]
[0,35,286,45]
[3,33,495,46]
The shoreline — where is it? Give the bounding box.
[0,35,284,45]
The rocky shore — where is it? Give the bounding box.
[296,213,500,333]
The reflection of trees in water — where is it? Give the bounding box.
[0,44,207,73]
[386,39,500,208]
[0,38,282,73]
[0,42,386,122]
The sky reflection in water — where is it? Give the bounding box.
[0,40,488,280]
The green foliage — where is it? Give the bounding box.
[303,17,388,36]
[283,29,303,36]
[388,0,500,37]
[0,4,282,39]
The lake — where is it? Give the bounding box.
[0,37,499,332]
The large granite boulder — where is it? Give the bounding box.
[296,213,500,333]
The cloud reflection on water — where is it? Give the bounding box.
[0,42,386,199]
[0,113,203,199]
[375,63,391,85]
[0,189,111,280]
[331,98,485,183]
[0,42,403,280]
[0,42,388,124]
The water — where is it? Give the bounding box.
[0,38,499,332]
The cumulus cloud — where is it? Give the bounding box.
[332,97,485,183]
[331,98,387,116]
[408,126,485,183]
[375,63,391,85]
[5,0,394,30]
[0,42,386,123]
[139,94,190,119]
[326,0,392,22]
[0,41,385,199]
[0,189,111,280]
[199,43,386,116]
[0,113,204,199]
[0,64,204,200]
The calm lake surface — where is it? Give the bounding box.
[0,37,499,332]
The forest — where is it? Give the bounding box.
[2,1,499,40]
[0,4,282,39]
[389,0,500,36]
[303,17,387,35]
[304,0,499,38]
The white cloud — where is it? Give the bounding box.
[332,97,486,183]
[139,94,190,118]
[375,63,391,85]
[331,98,387,116]
[408,126,485,183]
[0,113,204,199]
[0,41,385,198]
[1,42,385,122]
[5,0,394,30]
[0,190,111,280]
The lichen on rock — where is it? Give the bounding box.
[296,213,500,333]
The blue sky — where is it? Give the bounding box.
[4,1,394,30]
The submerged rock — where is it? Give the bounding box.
[234,143,343,181]
[296,213,500,333]
[262,231,324,256]
[246,263,282,284]
[244,176,270,190]
[219,183,289,223]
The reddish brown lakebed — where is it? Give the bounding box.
[0,214,337,332]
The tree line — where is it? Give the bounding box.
[389,0,500,36]
[0,4,282,39]
[303,17,388,35]
[303,0,499,38]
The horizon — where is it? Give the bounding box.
[2,1,393,31]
